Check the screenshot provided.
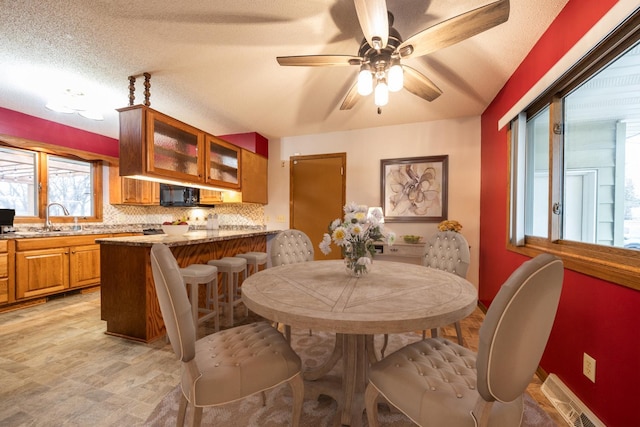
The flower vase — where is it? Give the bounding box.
[344,242,372,277]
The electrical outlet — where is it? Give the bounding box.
[583,352,596,383]
[281,161,285,167]
[276,215,285,223]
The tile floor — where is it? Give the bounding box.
[0,290,565,426]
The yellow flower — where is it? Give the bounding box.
[438,220,462,232]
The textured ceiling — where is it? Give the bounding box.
[0,0,568,140]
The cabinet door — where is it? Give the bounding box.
[241,150,268,204]
[70,244,101,288]
[16,248,69,299]
[109,164,159,205]
[0,253,7,304]
[205,135,241,189]
[147,110,205,183]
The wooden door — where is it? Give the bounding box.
[16,248,69,299]
[69,244,101,288]
[290,153,346,260]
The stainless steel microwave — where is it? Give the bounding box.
[159,184,200,207]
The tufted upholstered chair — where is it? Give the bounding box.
[423,230,471,345]
[365,253,564,427]
[270,229,315,266]
[269,229,315,340]
[150,243,304,427]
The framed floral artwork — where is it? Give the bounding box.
[380,155,448,222]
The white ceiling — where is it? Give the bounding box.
[0,0,568,140]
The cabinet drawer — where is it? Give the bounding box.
[0,240,7,253]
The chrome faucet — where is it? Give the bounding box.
[45,202,70,231]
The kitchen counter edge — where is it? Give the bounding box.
[95,229,282,247]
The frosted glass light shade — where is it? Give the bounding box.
[374,81,388,106]
[358,69,373,95]
[388,63,403,92]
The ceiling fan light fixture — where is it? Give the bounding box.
[388,61,403,92]
[374,79,388,107]
[358,65,373,96]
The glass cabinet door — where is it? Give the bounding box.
[147,110,204,182]
[205,135,241,189]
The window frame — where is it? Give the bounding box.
[0,142,104,225]
[507,10,640,291]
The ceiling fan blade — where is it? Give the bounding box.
[340,82,361,110]
[402,65,442,102]
[277,55,362,67]
[354,0,389,49]
[398,0,510,59]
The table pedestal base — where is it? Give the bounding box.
[303,333,378,427]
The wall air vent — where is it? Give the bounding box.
[541,374,605,427]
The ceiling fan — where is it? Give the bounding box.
[276,0,510,111]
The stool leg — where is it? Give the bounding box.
[205,279,220,332]
[189,282,198,329]
[226,272,234,327]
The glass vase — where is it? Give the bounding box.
[344,242,372,277]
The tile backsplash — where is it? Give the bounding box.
[16,203,265,231]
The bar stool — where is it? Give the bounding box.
[235,251,268,277]
[207,257,248,326]
[179,264,220,332]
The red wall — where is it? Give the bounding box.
[480,1,639,425]
[0,107,119,157]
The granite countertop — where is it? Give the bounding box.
[0,227,142,239]
[96,228,282,247]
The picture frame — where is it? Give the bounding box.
[380,155,448,223]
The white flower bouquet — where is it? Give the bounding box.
[319,202,395,276]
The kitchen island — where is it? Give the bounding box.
[97,229,279,342]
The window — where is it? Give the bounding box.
[0,145,102,223]
[509,11,640,290]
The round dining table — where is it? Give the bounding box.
[241,259,477,427]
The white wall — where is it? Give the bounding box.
[265,116,481,285]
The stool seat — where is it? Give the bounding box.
[235,251,268,277]
[179,264,219,333]
[208,257,248,326]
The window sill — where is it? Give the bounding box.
[507,237,640,291]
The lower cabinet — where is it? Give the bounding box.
[14,234,113,301]
[16,247,69,299]
[0,240,8,304]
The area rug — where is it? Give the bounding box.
[144,329,556,426]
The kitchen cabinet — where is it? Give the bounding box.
[14,234,117,300]
[0,240,8,304]
[69,244,101,288]
[199,149,267,204]
[118,105,206,185]
[205,135,241,190]
[109,164,159,205]
[16,247,68,299]
[241,149,268,204]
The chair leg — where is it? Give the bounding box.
[190,405,203,427]
[380,334,389,358]
[430,327,439,338]
[288,373,305,427]
[364,383,381,427]
[454,321,464,345]
[177,393,188,427]
[285,324,292,343]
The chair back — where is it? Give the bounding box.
[270,229,315,266]
[476,253,563,403]
[423,230,471,278]
[150,243,196,362]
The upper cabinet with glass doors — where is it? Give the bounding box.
[205,135,240,190]
[118,106,205,184]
